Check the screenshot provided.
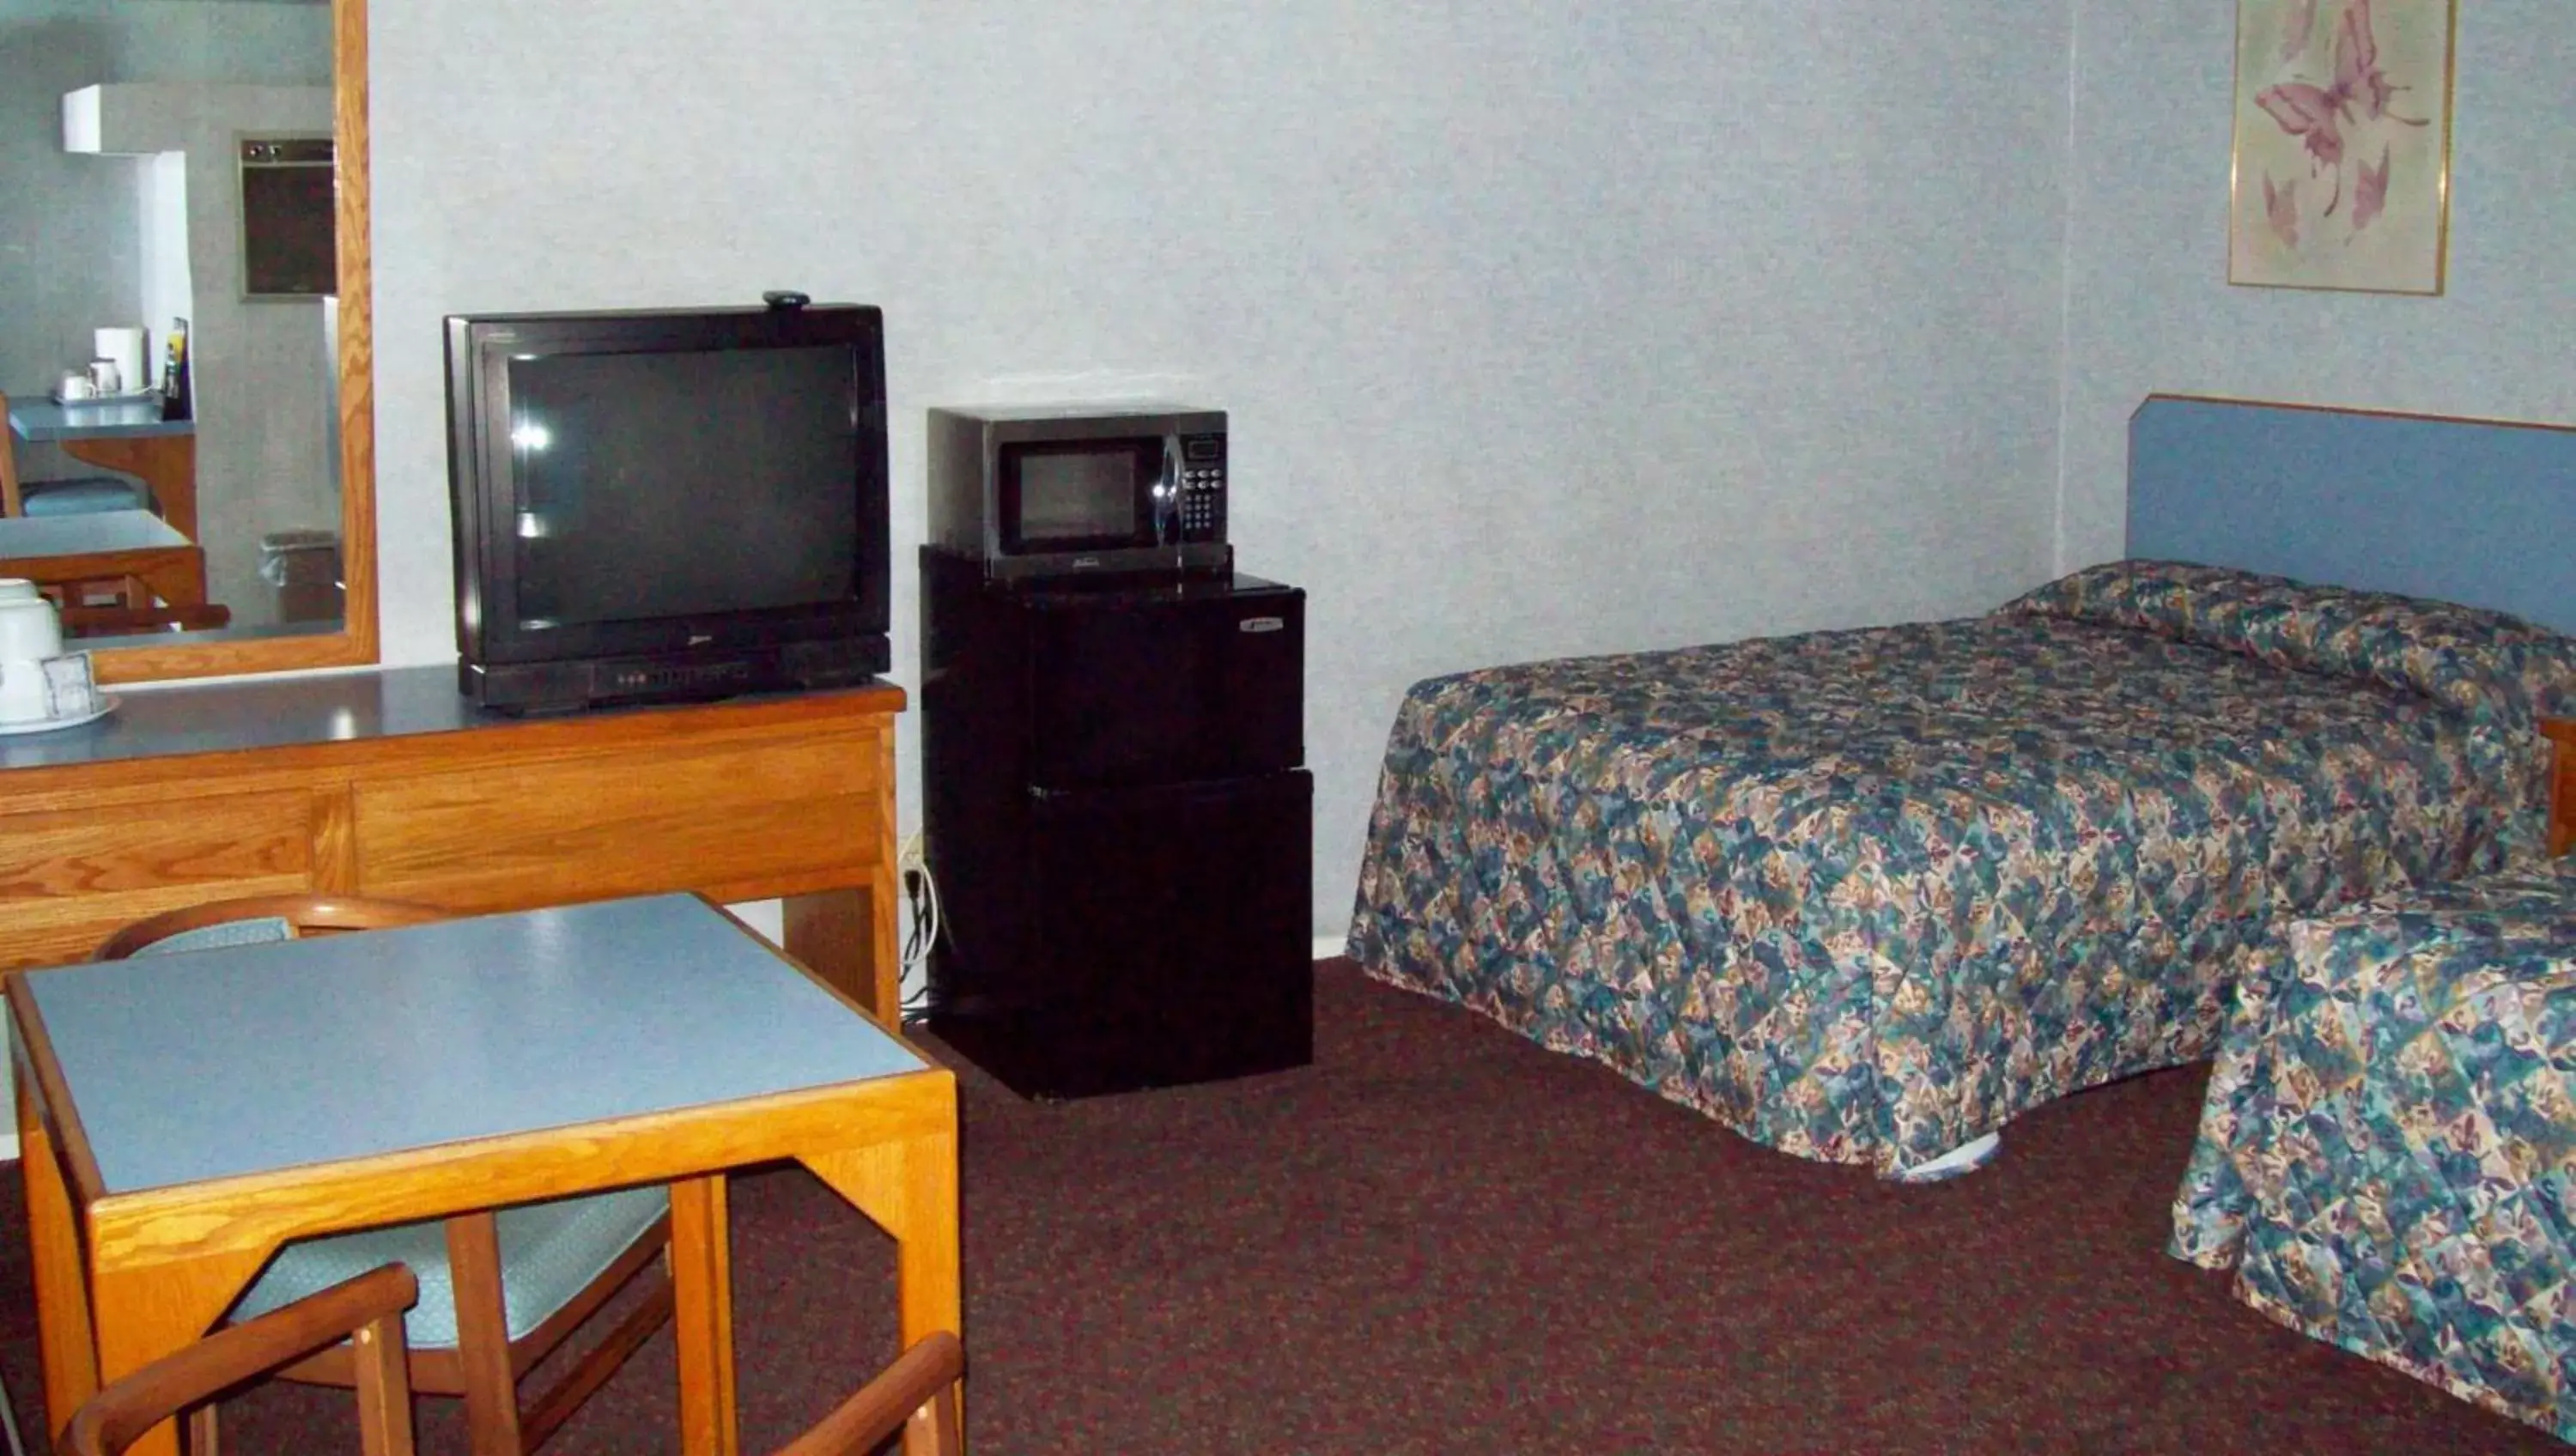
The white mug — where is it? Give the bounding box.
[58,372,96,402]
[0,580,62,663]
[88,359,121,395]
[0,658,52,725]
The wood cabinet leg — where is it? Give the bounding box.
[783,886,896,1022]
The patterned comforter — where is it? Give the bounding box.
[2167,861,2576,1440]
[1346,561,2576,1177]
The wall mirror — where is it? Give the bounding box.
[0,0,375,684]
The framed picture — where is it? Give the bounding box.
[2227,0,2457,294]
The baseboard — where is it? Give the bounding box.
[1313,934,1346,962]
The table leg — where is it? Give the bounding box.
[668,1174,738,1456]
[781,884,897,1024]
[799,1119,963,1456]
[87,1248,274,1456]
[15,1061,96,1442]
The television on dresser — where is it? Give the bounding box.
[443,298,890,713]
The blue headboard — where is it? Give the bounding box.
[2127,394,2576,633]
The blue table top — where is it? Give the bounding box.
[7,395,192,442]
[14,893,927,1194]
[0,509,190,556]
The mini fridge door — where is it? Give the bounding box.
[933,767,1313,1099]
[1023,580,1303,789]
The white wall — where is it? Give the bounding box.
[365,0,2078,937]
[2057,0,2576,568]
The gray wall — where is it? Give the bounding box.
[364,0,2080,937]
[2057,0,2576,568]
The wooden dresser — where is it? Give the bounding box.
[0,666,905,1015]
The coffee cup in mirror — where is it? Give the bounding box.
[0,659,52,725]
[0,579,63,663]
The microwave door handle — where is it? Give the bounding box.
[1153,441,1180,551]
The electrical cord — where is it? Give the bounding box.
[896,831,941,1021]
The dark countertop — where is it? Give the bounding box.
[0,664,896,773]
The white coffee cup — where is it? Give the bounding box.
[0,584,66,725]
[0,579,61,658]
[58,372,96,402]
[88,359,121,395]
[0,659,54,725]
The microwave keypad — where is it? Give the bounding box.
[1180,468,1224,537]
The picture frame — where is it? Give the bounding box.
[2227,0,2457,294]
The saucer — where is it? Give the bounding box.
[0,695,118,736]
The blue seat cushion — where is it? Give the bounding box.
[19,476,152,515]
[226,1185,671,1348]
[131,917,298,954]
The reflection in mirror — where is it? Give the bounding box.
[0,0,374,681]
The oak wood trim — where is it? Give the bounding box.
[88,892,442,961]
[6,974,109,1208]
[671,1175,738,1456]
[15,1053,101,1436]
[770,1331,963,1456]
[89,0,379,687]
[445,1212,524,1456]
[2543,718,2576,858]
[60,1264,420,1456]
[514,1269,675,1449]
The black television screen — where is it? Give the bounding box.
[445,302,890,713]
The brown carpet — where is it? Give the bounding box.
[1,960,2554,1453]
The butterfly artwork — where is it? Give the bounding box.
[2252,0,2427,206]
[2228,0,2455,293]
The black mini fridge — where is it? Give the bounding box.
[920,548,1313,1097]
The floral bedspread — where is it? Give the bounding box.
[1346,562,2573,1177]
[2167,860,2576,1441]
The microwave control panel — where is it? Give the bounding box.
[1177,431,1227,543]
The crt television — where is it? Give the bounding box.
[444,300,890,713]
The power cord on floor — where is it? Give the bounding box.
[897,830,941,1022]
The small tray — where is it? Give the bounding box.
[49,388,162,410]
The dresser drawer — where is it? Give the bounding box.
[0,792,319,969]
[354,731,884,911]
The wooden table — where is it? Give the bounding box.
[4,396,197,543]
[0,510,210,613]
[7,892,961,1456]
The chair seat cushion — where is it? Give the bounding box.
[227,1185,670,1348]
[20,476,152,515]
[130,917,298,955]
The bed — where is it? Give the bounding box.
[1344,397,2576,1180]
[2166,859,2576,1440]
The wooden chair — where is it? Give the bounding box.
[774,1331,964,1456]
[60,1287,962,1456]
[0,391,153,520]
[59,1263,421,1456]
[94,895,677,1456]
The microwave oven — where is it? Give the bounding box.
[927,403,1229,580]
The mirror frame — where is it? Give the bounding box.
[92,0,378,684]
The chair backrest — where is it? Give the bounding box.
[771,1331,963,1456]
[58,1264,419,1456]
[93,893,447,962]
